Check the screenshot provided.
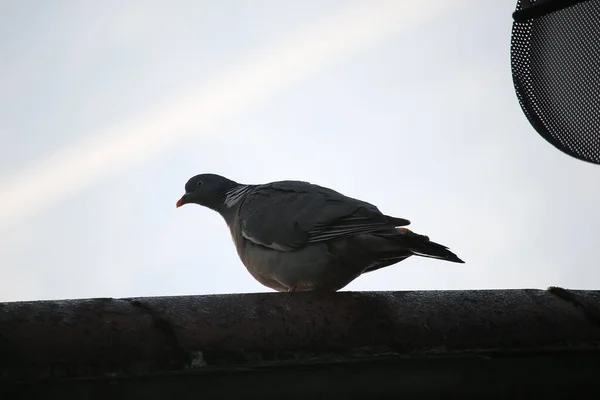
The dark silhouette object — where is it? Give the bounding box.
[1,288,600,398]
[511,0,600,164]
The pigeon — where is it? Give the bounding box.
[176,173,464,292]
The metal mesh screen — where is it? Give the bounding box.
[511,0,600,164]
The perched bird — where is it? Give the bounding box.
[176,173,464,292]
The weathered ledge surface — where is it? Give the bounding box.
[1,288,600,398]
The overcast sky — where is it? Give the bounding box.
[1,0,599,302]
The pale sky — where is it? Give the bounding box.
[1,0,599,302]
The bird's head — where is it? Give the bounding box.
[176,173,239,211]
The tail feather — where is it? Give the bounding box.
[391,227,465,264]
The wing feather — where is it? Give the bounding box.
[238,181,410,251]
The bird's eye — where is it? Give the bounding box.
[196,180,204,188]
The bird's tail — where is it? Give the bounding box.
[391,228,464,263]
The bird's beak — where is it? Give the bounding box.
[176,194,188,208]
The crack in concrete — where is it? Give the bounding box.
[126,299,191,368]
[547,286,600,328]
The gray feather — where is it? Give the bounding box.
[238,181,409,251]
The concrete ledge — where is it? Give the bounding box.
[1,288,600,398]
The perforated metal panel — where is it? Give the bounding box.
[511,0,600,164]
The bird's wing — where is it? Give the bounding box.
[238,181,410,251]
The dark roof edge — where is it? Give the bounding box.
[1,288,600,381]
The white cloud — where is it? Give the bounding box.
[0,0,465,230]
